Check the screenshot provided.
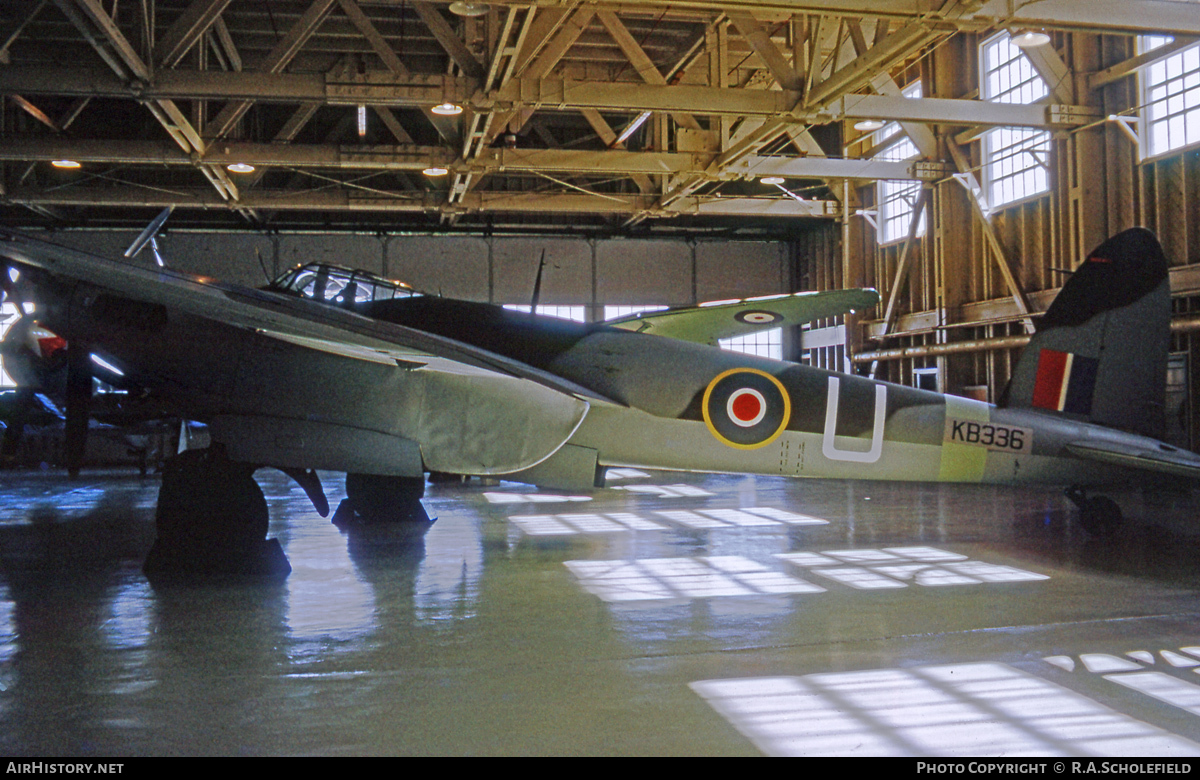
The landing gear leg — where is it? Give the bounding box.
[1066,487,1123,537]
[143,446,290,579]
[333,472,430,526]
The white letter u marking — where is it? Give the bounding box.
[822,376,886,464]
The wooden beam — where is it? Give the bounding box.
[59,0,150,80]
[946,139,1036,333]
[500,7,596,136]
[597,10,702,131]
[580,108,653,192]
[155,0,233,68]
[728,12,802,91]
[211,17,242,71]
[1020,40,1075,104]
[374,106,415,144]
[1089,36,1199,89]
[411,1,484,80]
[54,0,242,203]
[205,0,338,141]
[338,0,408,77]
[9,95,60,132]
[880,186,930,335]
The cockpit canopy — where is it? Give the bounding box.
[270,263,421,307]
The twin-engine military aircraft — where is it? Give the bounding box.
[0,227,1196,576]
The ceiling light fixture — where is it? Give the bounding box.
[448,2,490,16]
[226,162,255,173]
[51,159,80,169]
[357,105,368,137]
[853,119,885,132]
[1011,29,1051,48]
[615,111,651,146]
[431,102,463,116]
[423,166,449,177]
[760,176,785,186]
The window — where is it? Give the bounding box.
[719,329,782,361]
[875,83,925,244]
[603,305,668,320]
[502,304,586,322]
[913,367,938,392]
[980,32,1051,209]
[273,263,419,304]
[1140,35,1200,158]
[877,136,924,244]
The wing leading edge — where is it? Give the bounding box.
[606,289,880,344]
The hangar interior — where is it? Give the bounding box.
[4,0,1200,758]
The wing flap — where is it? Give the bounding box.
[607,289,880,344]
[1065,440,1200,480]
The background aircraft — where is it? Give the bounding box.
[0,227,1196,577]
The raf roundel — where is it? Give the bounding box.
[734,310,782,325]
[702,368,792,449]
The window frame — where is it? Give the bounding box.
[719,328,783,361]
[873,82,926,246]
[978,31,1053,211]
[502,304,587,322]
[1138,34,1200,161]
[603,305,669,321]
[876,135,925,245]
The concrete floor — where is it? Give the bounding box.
[4,466,1200,756]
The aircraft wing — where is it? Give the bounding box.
[605,289,880,344]
[242,328,592,476]
[1065,440,1200,481]
[0,231,594,476]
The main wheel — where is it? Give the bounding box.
[341,472,428,523]
[144,447,289,578]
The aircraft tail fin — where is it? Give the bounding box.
[1003,227,1170,439]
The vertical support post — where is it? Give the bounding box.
[589,236,598,324]
[932,35,976,397]
[708,18,729,152]
[487,234,495,304]
[842,178,857,372]
[1070,32,1109,265]
[1189,335,1200,451]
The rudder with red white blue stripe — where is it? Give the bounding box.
[1003,228,1170,439]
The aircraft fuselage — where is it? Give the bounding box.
[4,238,1166,493]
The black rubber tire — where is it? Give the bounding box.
[155,448,268,549]
[145,447,288,578]
[1078,495,1123,536]
[344,473,427,522]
